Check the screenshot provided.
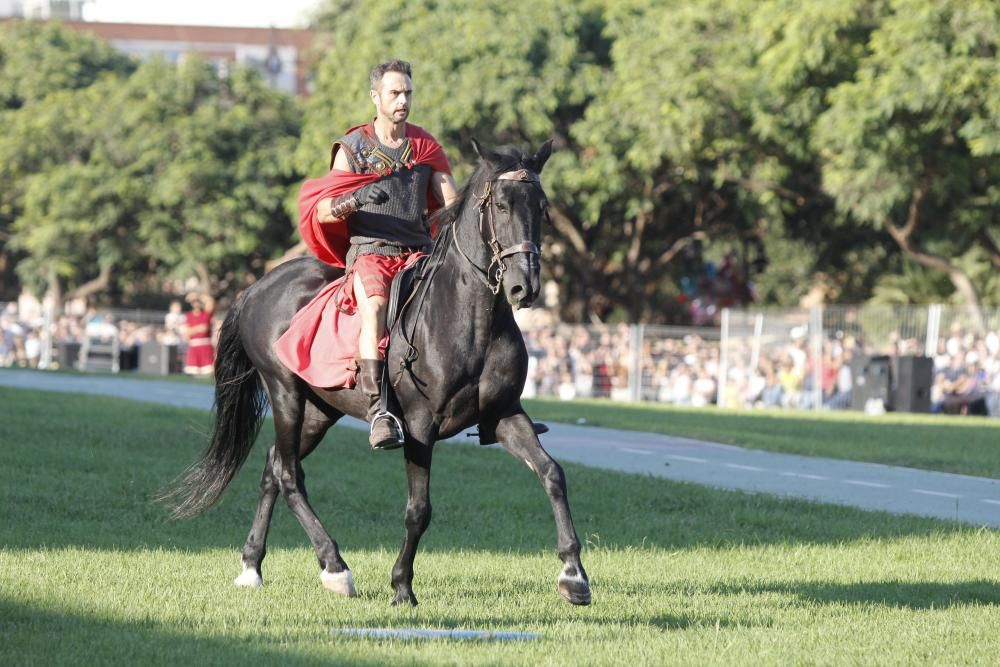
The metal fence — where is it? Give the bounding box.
[5,297,999,417]
[521,322,720,405]
[521,305,1000,418]
[1,300,182,371]
[717,305,1000,416]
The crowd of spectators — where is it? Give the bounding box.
[520,315,1000,418]
[1,299,209,373]
[520,313,722,406]
[5,297,999,418]
[928,323,1000,417]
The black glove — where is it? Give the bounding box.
[356,183,389,207]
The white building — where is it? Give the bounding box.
[0,0,85,20]
[0,12,317,96]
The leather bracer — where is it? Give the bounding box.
[329,192,361,219]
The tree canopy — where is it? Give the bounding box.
[0,21,302,307]
[2,2,997,323]
[300,0,998,324]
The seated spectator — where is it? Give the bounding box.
[825,350,854,410]
[932,357,988,416]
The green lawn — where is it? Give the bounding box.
[525,397,1000,479]
[2,387,999,665]
[8,367,999,477]
[0,365,214,385]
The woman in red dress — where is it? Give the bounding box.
[183,292,215,375]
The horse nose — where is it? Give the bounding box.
[507,282,534,309]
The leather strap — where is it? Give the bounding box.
[496,168,540,184]
[330,192,361,218]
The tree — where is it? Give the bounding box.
[7,80,143,305]
[0,20,134,110]
[4,30,303,306]
[302,0,905,322]
[815,0,1000,326]
[121,59,303,297]
[302,0,612,314]
[0,20,135,300]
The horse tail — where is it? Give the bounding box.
[160,290,267,519]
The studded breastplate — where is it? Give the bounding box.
[336,129,433,250]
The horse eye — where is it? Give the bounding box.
[496,202,509,213]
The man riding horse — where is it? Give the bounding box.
[163,97,592,606]
[297,60,459,449]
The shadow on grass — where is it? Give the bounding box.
[0,599,403,667]
[0,386,987,557]
[709,579,1000,610]
[380,579,1000,634]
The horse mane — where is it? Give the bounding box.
[430,145,531,232]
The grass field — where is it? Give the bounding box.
[525,397,1000,479]
[7,367,1000,478]
[2,386,1000,665]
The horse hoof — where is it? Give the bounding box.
[234,565,263,588]
[391,591,418,607]
[558,571,592,606]
[320,569,357,597]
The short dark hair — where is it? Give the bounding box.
[370,60,412,90]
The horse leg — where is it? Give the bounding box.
[266,384,356,596]
[234,444,278,587]
[390,440,433,606]
[496,411,591,605]
[235,401,334,588]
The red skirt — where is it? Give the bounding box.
[184,337,215,374]
[273,252,424,389]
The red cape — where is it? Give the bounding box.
[272,252,425,389]
[297,122,452,267]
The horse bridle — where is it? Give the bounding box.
[452,168,543,295]
[398,167,545,376]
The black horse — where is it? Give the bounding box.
[163,139,591,606]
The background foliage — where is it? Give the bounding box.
[1,0,997,322]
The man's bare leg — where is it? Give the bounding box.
[354,272,404,449]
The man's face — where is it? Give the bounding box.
[371,71,413,124]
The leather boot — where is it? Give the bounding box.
[359,358,404,450]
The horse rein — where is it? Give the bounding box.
[396,167,545,377]
[452,168,543,295]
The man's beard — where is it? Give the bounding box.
[385,106,409,124]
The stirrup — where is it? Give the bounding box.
[370,411,405,450]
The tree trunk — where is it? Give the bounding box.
[547,205,598,322]
[976,229,1000,270]
[194,263,212,296]
[886,188,986,332]
[46,267,63,315]
[64,264,111,303]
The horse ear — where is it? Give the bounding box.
[471,137,485,158]
[471,137,500,164]
[531,139,554,173]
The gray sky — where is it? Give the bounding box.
[82,0,321,28]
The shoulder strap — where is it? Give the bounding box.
[329,127,368,171]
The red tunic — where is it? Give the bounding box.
[272,252,425,389]
[275,122,452,389]
[184,310,214,374]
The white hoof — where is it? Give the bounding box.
[557,564,592,605]
[320,568,357,597]
[234,564,263,588]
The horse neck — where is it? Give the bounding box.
[430,204,509,330]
